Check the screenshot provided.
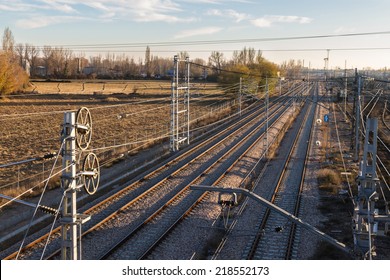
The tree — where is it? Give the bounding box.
[42,46,53,77]
[208,51,224,74]
[25,44,39,77]
[0,52,29,95]
[2,27,14,54]
[145,46,151,78]
[15,43,25,68]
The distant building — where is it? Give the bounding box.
[35,66,46,77]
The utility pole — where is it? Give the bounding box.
[265,78,269,156]
[324,50,330,82]
[279,78,282,96]
[351,69,358,153]
[344,60,348,121]
[239,77,242,117]
[354,76,362,161]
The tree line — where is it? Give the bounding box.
[1,27,305,95]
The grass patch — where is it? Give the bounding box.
[318,168,341,194]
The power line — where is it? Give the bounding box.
[29,30,390,49]
[39,47,390,54]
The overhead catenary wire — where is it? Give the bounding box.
[15,139,67,259]
[40,190,67,260]
[0,161,61,192]
[355,95,390,201]
[86,84,250,158]
[88,97,240,155]
[332,103,355,202]
[1,81,242,176]
[0,96,171,121]
[0,83,237,124]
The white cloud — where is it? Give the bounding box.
[3,0,194,28]
[174,26,223,39]
[182,0,253,3]
[334,26,356,34]
[225,9,249,22]
[16,15,89,29]
[251,15,313,28]
[251,17,272,28]
[205,8,250,22]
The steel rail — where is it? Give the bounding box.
[99,93,293,260]
[246,87,315,259]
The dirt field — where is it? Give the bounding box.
[0,80,236,204]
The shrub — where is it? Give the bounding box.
[0,52,29,96]
[318,168,341,185]
[317,168,342,194]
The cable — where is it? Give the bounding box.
[383,100,390,131]
[332,103,355,202]
[0,109,70,121]
[362,89,382,113]
[40,190,66,260]
[26,30,390,49]
[16,139,67,259]
[377,162,390,193]
[87,133,169,156]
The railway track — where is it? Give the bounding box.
[207,82,317,260]
[105,86,309,260]
[245,83,316,259]
[3,82,307,260]
[97,89,299,259]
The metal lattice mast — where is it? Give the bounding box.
[352,118,390,259]
[170,56,177,152]
[170,55,190,152]
[353,118,379,259]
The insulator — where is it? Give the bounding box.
[38,205,59,216]
[43,152,57,160]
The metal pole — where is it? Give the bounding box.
[186,56,190,145]
[61,111,78,260]
[266,77,269,156]
[175,57,179,152]
[170,55,178,152]
[344,61,348,121]
[326,88,330,160]
[354,76,361,161]
[170,56,176,152]
[239,77,242,117]
[279,78,281,96]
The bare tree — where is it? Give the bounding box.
[62,48,73,77]
[15,43,25,68]
[42,46,53,77]
[2,27,15,54]
[25,44,39,77]
[145,46,151,78]
[208,51,224,74]
[247,47,256,65]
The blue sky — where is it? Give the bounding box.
[1,0,390,69]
